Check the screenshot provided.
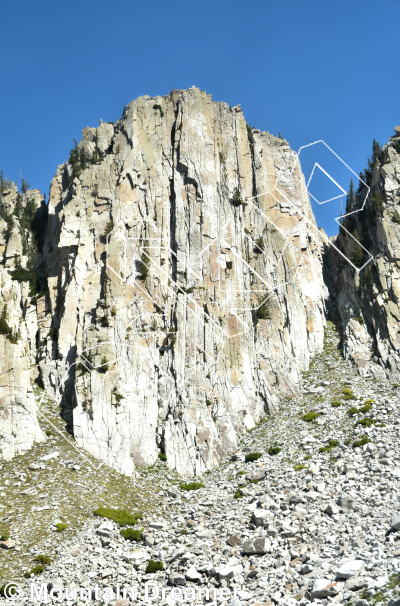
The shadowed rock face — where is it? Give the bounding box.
[1,88,327,475]
[324,128,400,382]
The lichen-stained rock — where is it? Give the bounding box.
[0,183,46,459]
[42,87,326,476]
[324,128,400,381]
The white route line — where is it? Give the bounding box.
[307,162,347,205]
[40,137,370,474]
[274,139,373,272]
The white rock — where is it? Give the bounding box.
[185,567,202,582]
[41,451,59,461]
[218,564,244,579]
[336,560,365,579]
[311,578,340,599]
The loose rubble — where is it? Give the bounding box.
[2,322,400,605]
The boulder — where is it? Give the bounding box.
[242,537,271,555]
[336,560,365,579]
[391,514,400,531]
[311,578,340,599]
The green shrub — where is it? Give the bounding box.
[231,187,243,206]
[55,523,68,532]
[94,507,140,526]
[245,452,262,462]
[347,407,359,416]
[146,560,164,573]
[246,124,254,143]
[120,528,142,542]
[353,434,371,448]
[359,403,372,413]
[318,440,338,454]
[267,446,281,456]
[372,192,384,214]
[233,490,243,499]
[137,250,150,280]
[99,315,110,328]
[24,565,44,578]
[167,327,177,346]
[361,264,374,287]
[331,401,342,407]
[304,455,311,460]
[364,398,375,405]
[356,417,374,427]
[342,388,355,400]
[99,355,109,372]
[0,317,11,336]
[179,482,204,491]
[77,362,90,375]
[354,316,364,324]
[104,220,114,237]
[11,268,35,283]
[0,584,19,597]
[111,306,117,317]
[237,470,245,475]
[255,298,272,321]
[35,555,51,565]
[158,453,167,462]
[254,237,265,254]
[45,430,52,437]
[153,104,164,119]
[0,534,9,541]
[303,412,320,422]
[294,464,306,471]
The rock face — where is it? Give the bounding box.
[40,87,326,476]
[0,182,46,459]
[325,128,400,381]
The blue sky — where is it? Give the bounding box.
[1,0,399,236]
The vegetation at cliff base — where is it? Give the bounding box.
[179,482,204,491]
[245,452,262,462]
[94,507,141,526]
[303,412,320,422]
[146,560,164,573]
[120,528,142,541]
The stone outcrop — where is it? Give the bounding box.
[324,127,400,381]
[41,87,326,476]
[0,183,46,459]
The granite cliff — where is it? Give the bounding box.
[0,183,46,459]
[2,88,397,478]
[325,127,400,382]
[41,87,326,476]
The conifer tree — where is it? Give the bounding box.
[371,139,382,165]
[350,229,363,268]
[20,177,30,194]
[356,171,365,195]
[346,178,355,213]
